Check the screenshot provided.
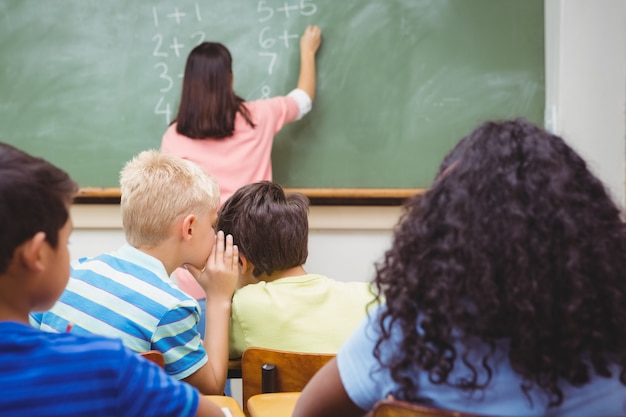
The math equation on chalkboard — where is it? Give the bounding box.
[149,0,318,126]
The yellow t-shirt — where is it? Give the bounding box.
[229,274,378,358]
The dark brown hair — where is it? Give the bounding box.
[217,181,309,277]
[374,119,626,406]
[0,143,78,273]
[174,42,255,139]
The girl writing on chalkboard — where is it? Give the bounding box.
[161,24,321,206]
[160,25,321,340]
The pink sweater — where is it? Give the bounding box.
[161,96,300,207]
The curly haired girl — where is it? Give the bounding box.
[293,119,626,417]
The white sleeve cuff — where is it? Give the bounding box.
[287,88,312,120]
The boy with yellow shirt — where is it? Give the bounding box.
[218,181,378,358]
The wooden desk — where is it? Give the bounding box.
[247,392,300,417]
[205,395,245,417]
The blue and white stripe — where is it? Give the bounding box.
[31,245,207,380]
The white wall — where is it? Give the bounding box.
[69,205,401,283]
[544,0,626,206]
[70,0,626,281]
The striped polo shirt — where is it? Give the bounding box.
[30,244,208,380]
[0,321,198,416]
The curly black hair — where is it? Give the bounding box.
[373,119,626,407]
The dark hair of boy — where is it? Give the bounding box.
[0,143,78,273]
[217,180,309,276]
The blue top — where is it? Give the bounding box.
[0,321,198,416]
[337,305,626,417]
[30,244,207,379]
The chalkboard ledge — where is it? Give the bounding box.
[75,187,424,206]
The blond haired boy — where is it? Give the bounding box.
[31,150,239,395]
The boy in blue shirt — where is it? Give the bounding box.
[0,142,233,416]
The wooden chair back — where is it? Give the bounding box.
[241,347,334,415]
[139,350,165,369]
[369,398,495,417]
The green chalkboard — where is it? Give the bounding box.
[0,0,544,190]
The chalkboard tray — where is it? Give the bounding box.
[75,187,421,206]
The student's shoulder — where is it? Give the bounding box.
[246,95,291,106]
[327,278,380,302]
[9,322,131,361]
[245,95,296,113]
[326,276,375,290]
[52,329,128,354]
[69,253,134,280]
[232,280,268,299]
[52,332,155,375]
[70,253,118,268]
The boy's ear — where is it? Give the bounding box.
[181,214,196,240]
[19,232,47,273]
[239,253,249,270]
[236,254,260,289]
